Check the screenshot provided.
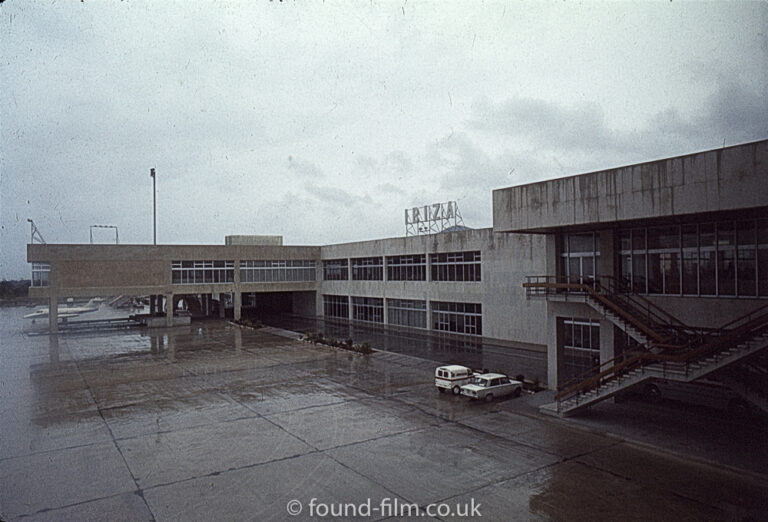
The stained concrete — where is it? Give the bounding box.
[1,307,767,521]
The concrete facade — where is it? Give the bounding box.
[493,139,768,233]
[318,228,547,348]
[27,139,768,389]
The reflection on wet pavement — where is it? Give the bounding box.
[1,306,766,520]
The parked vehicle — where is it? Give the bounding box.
[642,378,750,416]
[460,373,522,402]
[435,365,475,395]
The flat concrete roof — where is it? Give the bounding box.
[493,139,768,233]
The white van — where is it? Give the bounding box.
[435,365,475,395]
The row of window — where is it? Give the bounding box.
[322,295,482,335]
[172,261,235,284]
[559,233,600,285]
[322,251,481,282]
[31,263,50,287]
[240,260,316,283]
[171,260,316,285]
[618,220,768,297]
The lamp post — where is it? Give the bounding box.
[150,168,156,245]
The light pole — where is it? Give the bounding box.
[150,168,156,245]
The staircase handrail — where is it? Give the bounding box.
[555,310,768,405]
[713,302,768,332]
[523,276,673,344]
[593,275,693,333]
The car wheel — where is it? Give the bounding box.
[438,387,445,393]
[513,386,522,398]
[452,385,461,395]
[644,383,661,404]
[484,393,494,403]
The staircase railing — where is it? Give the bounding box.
[554,305,768,412]
[524,275,694,344]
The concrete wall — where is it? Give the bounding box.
[493,139,768,233]
[27,243,320,298]
[317,228,548,348]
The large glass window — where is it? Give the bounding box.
[431,301,482,335]
[351,257,383,281]
[240,260,316,283]
[386,254,426,281]
[31,262,50,287]
[387,298,426,328]
[559,233,600,285]
[172,261,234,284]
[323,259,349,281]
[351,296,384,323]
[562,318,601,382]
[323,295,349,319]
[430,251,481,282]
[647,226,680,295]
[758,219,768,296]
[737,221,757,297]
[618,219,767,297]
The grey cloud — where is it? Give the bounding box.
[303,180,368,208]
[374,183,406,196]
[470,97,617,152]
[471,78,767,164]
[383,151,413,175]
[288,157,325,179]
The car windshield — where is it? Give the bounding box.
[471,377,490,387]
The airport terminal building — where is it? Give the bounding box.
[28,139,768,412]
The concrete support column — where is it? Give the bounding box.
[599,319,616,366]
[234,327,242,354]
[166,294,173,327]
[547,311,564,391]
[219,295,225,318]
[234,291,242,321]
[382,296,388,325]
[49,333,60,366]
[167,332,176,362]
[598,229,615,279]
[49,295,59,334]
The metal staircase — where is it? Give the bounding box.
[555,304,768,416]
[524,275,699,349]
[524,275,768,416]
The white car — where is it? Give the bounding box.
[435,365,476,395]
[460,373,522,402]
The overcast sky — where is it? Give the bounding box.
[1,1,766,279]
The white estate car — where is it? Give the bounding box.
[435,365,475,395]
[460,373,523,402]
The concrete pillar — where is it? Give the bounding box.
[234,326,242,354]
[166,294,173,327]
[382,296,388,325]
[599,319,616,365]
[167,332,176,362]
[598,229,615,279]
[219,295,225,318]
[48,334,60,366]
[546,310,562,390]
[234,291,242,321]
[49,295,58,334]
